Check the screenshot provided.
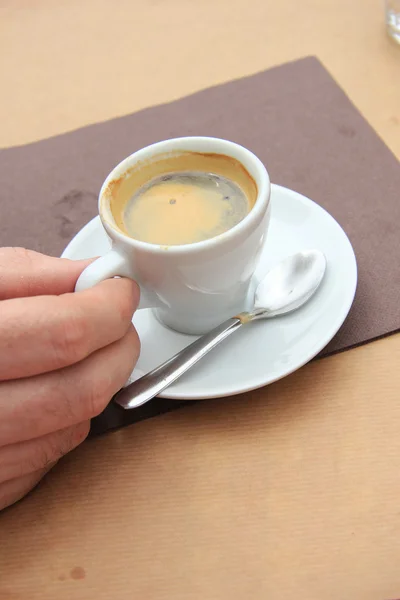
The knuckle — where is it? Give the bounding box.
[117,280,139,324]
[81,351,133,420]
[44,365,107,424]
[83,376,111,419]
[41,371,81,425]
[57,324,142,422]
[58,423,89,456]
[37,424,89,469]
[31,437,63,471]
[51,307,89,366]
[126,325,141,368]
[123,325,140,364]
[73,421,90,446]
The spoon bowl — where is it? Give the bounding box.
[252,249,326,318]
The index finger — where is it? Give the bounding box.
[0,277,139,380]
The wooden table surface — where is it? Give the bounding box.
[0,1,399,598]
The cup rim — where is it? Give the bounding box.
[99,136,270,255]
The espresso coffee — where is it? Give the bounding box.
[104,151,257,246]
[123,171,250,245]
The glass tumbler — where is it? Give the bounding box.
[386,0,400,43]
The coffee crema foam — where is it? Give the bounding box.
[123,172,250,245]
[104,151,258,246]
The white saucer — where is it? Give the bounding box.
[62,184,357,400]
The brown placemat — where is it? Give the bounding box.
[1,56,399,433]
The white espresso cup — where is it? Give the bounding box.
[75,137,271,334]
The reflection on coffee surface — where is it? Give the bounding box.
[105,151,257,246]
[123,172,250,245]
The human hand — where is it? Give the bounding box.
[0,248,140,510]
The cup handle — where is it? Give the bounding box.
[75,249,159,309]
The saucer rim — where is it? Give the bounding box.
[62,184,357,400]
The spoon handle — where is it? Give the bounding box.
[114,317,244,410]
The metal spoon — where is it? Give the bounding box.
[114,249,326,410]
